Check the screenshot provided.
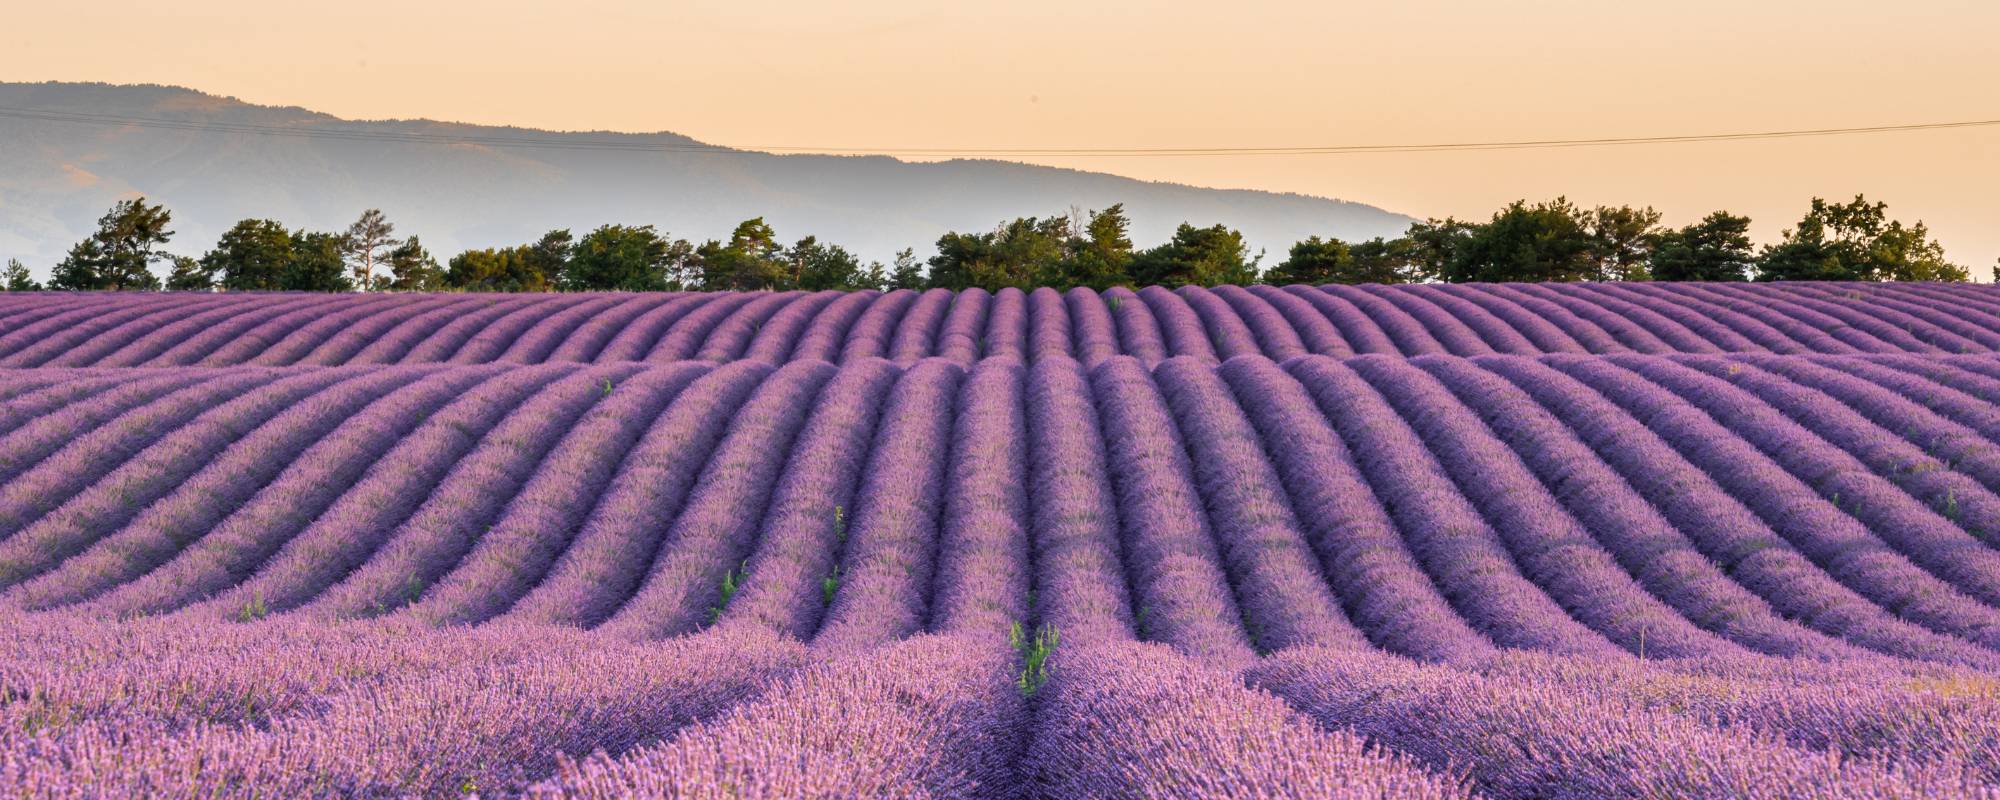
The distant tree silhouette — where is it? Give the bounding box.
[51,198,173,290]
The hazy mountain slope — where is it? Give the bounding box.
[0,82,1416,276]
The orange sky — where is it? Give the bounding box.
[5,0,1997,272]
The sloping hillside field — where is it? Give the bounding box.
[6,284,2000,798]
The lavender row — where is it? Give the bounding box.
[11,282,2000,368]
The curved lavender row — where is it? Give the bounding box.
[1287,356,1622,656]
[811,361,961,651]
[594,360,836,640]
[1027,286,1073,361]
[1212,285,1309,361]
[1024,358,1137,644]
[3,624,808,799]
[1177,286,1262,360]
[689,291,799,362]
[1599,282,1796,352]
[251,295,440,366]
[781,289,876,363]
[1356,355,1748,659]
[928,359,1031,637]
[493,295,634,364]
[388,295,544,364]
[0,295,238,367]
[5,367,426,610]
[1322,284,1450,355]
[1065,287,1120,366]
[1887,284,2000,335]
[1419,357,1869,661]
[1218,357,1494,662]
[1786,284,1998,352]
[1025,639,1472,800]
[0,370,285,558]
[299,364,642,620]
[1251,647,1996,800]
[737,289,840,364]
[178,294,374,366]
[445,296,587,364]
[1246,284,1356,356]
[1102,286,1168,365]
[933,287,991,365]
[1830,355,2000,500]
[1689,355,2000,588]
[718,359,900,639]
[1617,355,2000,624]
[532,634,1023,800]
[0,372,154,439]
[335,296,497,365]
[193,365,567,618]
[1555,356,2000,654]
[1284,285,1397,355]
[401,364,710,625]
[1482,355,2000,666]
[1090,356,1256,666]
[837,287,918,363]
[294,295,469,366]
[504,362,774,628]
[0,296,106,341]
[543,294,680,362]
[1357,284,1497,356]
[1708,282,1931,353]
[1478,652,2000,782]
[1667,283,1861,353]
[1401,284,1541,353]
[86,367,508,617]
[888,287,954,363]
[36,296,270,368]
[1137,285,1219,363]
[589,294,705,362]
[1483,284,1641,352]
[639,292,760,362]
[1419,283,1586,354]
[980,287,1029,362]
[1153,357,1369,653]
[1508,283,1687,353]
[0,613,564,734]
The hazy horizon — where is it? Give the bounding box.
[4,0,1995,272]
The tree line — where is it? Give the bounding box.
[5,193,1977,294]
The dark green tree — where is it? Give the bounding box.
[2,259,40,291]
[1650,212,1755,281]
[204,219,295,290]
[1402,218,1475,282]
[1440,199,1600,283]
[926,216,1072,291]
[342,209,400,290]
[165,256,214,291]
[286,231,355,292]
[695,218,788,290]
[1756,195,1967,282]
[446,246,549,292]
[1054,204,1135,289]
[1264,236,1354,285]
[884,248,926,290]
[565,225,690,291]
[50,198,173,290]
[1129,223,1259,287]
[1587,205,1664,281]
[526,230,575,288]
[384,236,446,291]
[785,236,876,291]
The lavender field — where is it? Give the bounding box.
[6,284,2000,798]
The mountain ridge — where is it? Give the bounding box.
[0,82,1417,278]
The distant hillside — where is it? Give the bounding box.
[0,82,1415,279]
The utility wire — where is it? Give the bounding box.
[0,104,1994,158]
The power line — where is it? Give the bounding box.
[0,104,1994,158]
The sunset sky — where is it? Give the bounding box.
[5,0,1996,270]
